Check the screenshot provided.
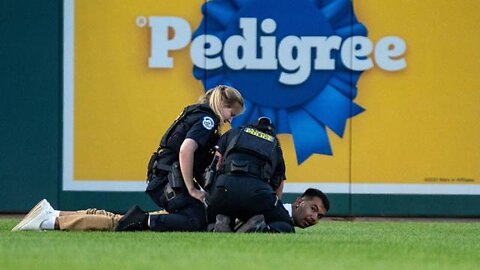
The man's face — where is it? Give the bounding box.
[291,196,327,228]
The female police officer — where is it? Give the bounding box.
[115,85,244,232]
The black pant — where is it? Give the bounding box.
[207,174,294,233]
[146,175,207,232]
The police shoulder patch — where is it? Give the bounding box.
[202,116,215,130]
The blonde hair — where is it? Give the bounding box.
[198,85,245,123]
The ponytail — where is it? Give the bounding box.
[199,85,245,124]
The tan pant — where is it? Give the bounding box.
[57,209,122,231]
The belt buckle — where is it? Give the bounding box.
[166,190,176,201]
[164,183,176,201]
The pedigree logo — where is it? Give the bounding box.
[144,0,407,164]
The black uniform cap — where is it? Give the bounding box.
[253,117,275,134]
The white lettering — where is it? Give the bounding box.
[223,18,258,70]
[190,34,223,69]
[304,36,341,70]
[148,17,191,68]
[255,18,278,69]
[374,36,407,71]
[278,36,311,85]
[147,16,407,85]
[341,36,374,71]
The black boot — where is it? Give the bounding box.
[213,214,232,232]
[235,215,268,233]
[114,205,149,231]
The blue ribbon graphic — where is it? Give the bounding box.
[192,0,367,164]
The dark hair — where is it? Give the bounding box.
[301,188,330,212]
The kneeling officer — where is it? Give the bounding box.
[207,117,292,232]
[115,85,244,232]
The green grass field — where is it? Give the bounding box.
[1,218,479,270]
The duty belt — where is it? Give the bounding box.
[164,183,177,201]
[222,162,267,181]
[155,162,185,201]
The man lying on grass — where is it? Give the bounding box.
[209,188,330,233]
[11,188,329,233]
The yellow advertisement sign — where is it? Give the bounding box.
[63,0,480,194]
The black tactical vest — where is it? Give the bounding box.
[223,126,278,180]
[159,104,219,154]
[157,104,220,188]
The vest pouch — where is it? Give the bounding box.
[165,133,183,153]
[168,161,185,189]
[164,121,190,153]
[229,160,249,174]
[147,152,159,181]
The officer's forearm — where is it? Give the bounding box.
[179,139,197,192]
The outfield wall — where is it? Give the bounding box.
[1,1,479,216]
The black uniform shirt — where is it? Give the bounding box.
[186,112,220,185]
[185,114,218,148]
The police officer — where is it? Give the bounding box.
[115,85,244,232]
[206,117,293,233]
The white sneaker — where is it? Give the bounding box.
[11,199,55,231]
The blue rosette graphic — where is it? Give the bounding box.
[192,0,367,164]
